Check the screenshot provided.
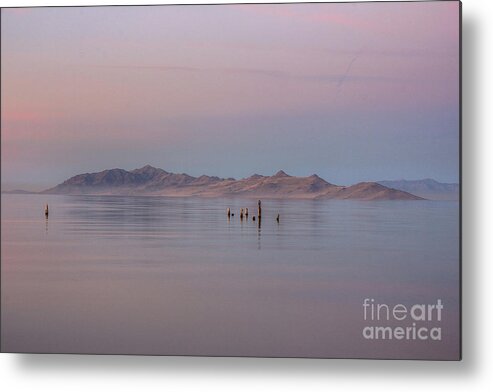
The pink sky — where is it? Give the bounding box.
[1,2,460,190]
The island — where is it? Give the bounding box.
[41,165,424,201]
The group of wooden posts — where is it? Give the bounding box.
[44,201,280,223]
[227,200,279,223]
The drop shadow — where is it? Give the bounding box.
[460,12,479,373]
[11,352,470,378]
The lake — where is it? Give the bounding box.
[1,194,460,359]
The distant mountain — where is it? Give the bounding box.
[43,165,423,200]
[377,179,459,200]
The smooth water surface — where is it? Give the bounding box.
[1,194,459,358]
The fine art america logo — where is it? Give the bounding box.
[362,298,443,341]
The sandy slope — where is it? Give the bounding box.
[44,166,423,200]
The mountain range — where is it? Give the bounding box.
[40,165,424,201]
[377,179,459,200]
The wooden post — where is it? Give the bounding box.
[227,207,231,218]
[240,208,244,220]
[276,213,280,223]
[257,200,262,220]
[44,204,49,217]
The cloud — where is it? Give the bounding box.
[235,4,382,34]
[93,63,413,86]
[337,53,360,90]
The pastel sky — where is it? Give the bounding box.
[1,1,460,191]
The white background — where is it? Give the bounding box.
[0,0,490,390]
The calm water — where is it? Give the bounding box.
[1,194,460,358]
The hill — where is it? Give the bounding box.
[43,166,423,201]
[377,179,459,200]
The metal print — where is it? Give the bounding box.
[0,1,461,359]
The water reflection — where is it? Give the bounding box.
[1,194,460,359]
[257,216,262,250]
